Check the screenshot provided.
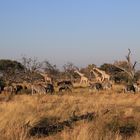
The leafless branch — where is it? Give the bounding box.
[126,48,131,64]
[133,61,137,70]
[113,64,134,79]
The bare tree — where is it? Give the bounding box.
[42,60,59,76]
[63,62,77,80]
[114,49,137,82]
[21,56,42,83]
[21,57,42,73]
[63,62,77,72]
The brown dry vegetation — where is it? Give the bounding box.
[0,85,140,140]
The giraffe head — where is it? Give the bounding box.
[74,68,80,73]
[74,70,78,73]
[92,67,97,71]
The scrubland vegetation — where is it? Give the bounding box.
[0,50,140,140]
[0,86,140,140]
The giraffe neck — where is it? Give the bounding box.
[75,71,84,77]
[40,73,48,77]
[91,70,97,77]
[92,71,99,78]
[95,68,104,75]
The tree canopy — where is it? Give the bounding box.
[0,59,24,72]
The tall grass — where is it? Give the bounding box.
[0,88,140,140]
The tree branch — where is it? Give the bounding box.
[126,48,131,64]
[133,61,137,70]
[113,64,134,79]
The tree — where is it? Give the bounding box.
[21,57,42,82]
[0,59,25,83]
[0,59,24,72]
[80,64,96,79]
[100,63,121,74]
[21,57,42,73]
[135,70,140,81]
[63,62,77,80]
[113,49,137,83]
[43,60,59,76]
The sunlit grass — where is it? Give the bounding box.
[0,85,140,140]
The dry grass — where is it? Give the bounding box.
[0,85,140,140]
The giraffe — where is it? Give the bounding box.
[90,69,102,82]
[74,70,89,84]
[39,72,52,83]
[92,67,110,82]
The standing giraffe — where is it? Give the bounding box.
[90,69,102,82]
[74,70,89,84]
[39,72,52,83]
[92,67,110,82]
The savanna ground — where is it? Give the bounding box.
[0,84,140,140]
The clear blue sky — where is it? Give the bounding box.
[0,0,140,68]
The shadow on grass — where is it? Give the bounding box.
[107,116,137,138]
[29,112,95,137]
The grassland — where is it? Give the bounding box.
[0,85,140,140]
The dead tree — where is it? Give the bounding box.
[114,49,137,83]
